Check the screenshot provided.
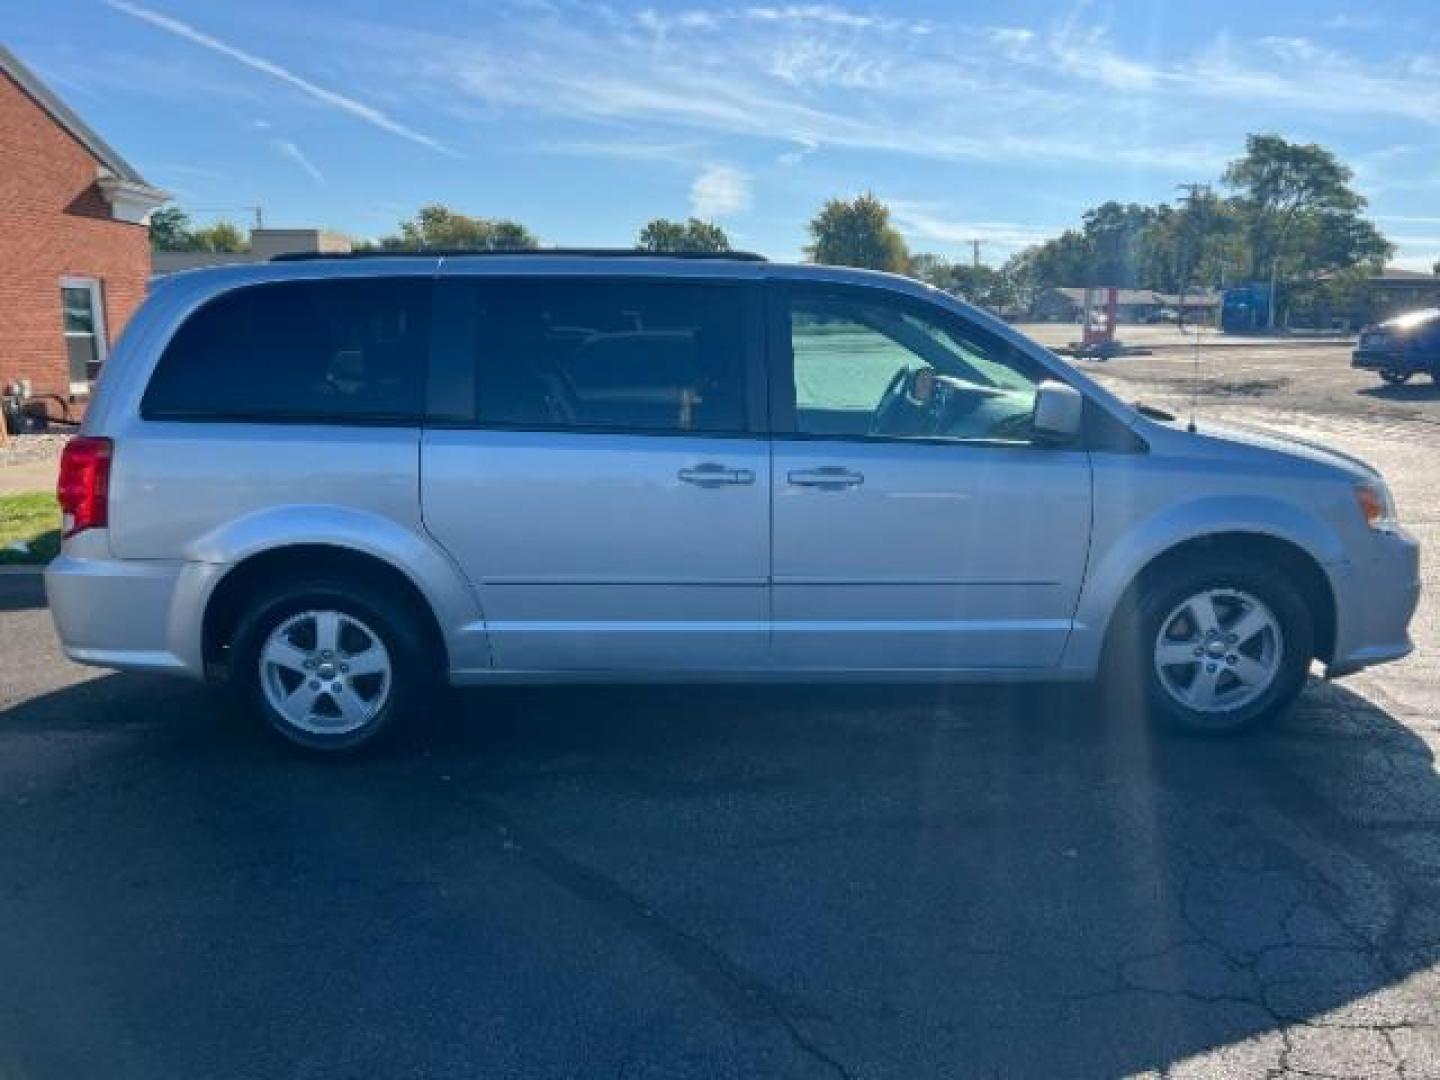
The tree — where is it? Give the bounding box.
[805,193,909,272]
[1223,134,1390,283]
[637,217,731,253]
[907,252,951,285]
[147,205,247,252]
[1016,228,1087,290]
[148,205,192,251]
[1139,193,1245,292]
[189,220,247,253]
[999,247,1043,311]
[377,205,538,251]
[1077,202,1156,287]
[908,253,1015,312]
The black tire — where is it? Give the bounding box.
[1379,370,1412,385]
[1105,557,1314,735]
[228,576,434,754]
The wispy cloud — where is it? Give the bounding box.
[778,136,819,167]
[887,200,1061,253]
[531,138,703,162]
[407,6,1224,173]
[1320,12,1388,32]
[690,163,751,218]
[103,0,452,154]
[271,138,324,184]
[1374,215,1440,226]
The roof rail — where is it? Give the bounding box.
[271,247,768,263]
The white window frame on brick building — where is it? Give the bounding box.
[59,275,108,395]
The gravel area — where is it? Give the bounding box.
[1,433,72,467]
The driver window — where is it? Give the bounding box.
[789,291,1044,443]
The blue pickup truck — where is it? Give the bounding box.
[1352,308,1440,385]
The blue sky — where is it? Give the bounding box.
[9,0,1440,267]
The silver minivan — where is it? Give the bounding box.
[46,252,1421,752]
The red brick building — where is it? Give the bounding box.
[0,44,165,417]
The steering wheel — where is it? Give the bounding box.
[870,366,913,435]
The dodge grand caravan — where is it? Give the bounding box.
[46,252,1421,752]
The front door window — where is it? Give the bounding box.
[789,291,1045,443]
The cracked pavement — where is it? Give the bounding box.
[0,342,1436,1078]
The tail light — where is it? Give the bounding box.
[57,436,113,538]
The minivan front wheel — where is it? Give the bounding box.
[230,579,429,753]
[1153,589,1283,715]
[1111,558,1313,734]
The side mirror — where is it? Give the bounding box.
[1032,380,1084,442]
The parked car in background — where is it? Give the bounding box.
[45,252,1420,754]
[1352,308,1440,385]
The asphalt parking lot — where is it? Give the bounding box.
[1,341,1437,1078]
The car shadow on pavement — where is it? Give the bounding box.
[1358,381,1440,402]
[0,672,1437,1077]
[0,573,46,612]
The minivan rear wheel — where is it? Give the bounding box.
[1108,558,1313,734]
[229,578,430,753]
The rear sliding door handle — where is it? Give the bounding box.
[788,467,865,490]
[678,463,756,487]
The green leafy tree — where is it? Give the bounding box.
[1019,229,1088,289]
[998,248,1043,311]
[1077,202,1156,287]
[805,193,909,273]
[189,220,248,253]
[1140,193,1246,292]
[907,252,950,285]
[379,205,538,251]
[637,217,731,252]
[148,205,192,251]
[147,205,247,252]
[908,254,1014,312]
[1223,134,1390,282]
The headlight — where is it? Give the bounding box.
[1355,480,1398,531]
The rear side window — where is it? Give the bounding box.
[435,279,747,434]
[142,278,430,423]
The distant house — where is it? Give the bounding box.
[1031,287,1220,323]
[0,45,166,413]
[1366,267,1440,321]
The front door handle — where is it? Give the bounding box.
[788,466,865,490]
[678,463,756,487]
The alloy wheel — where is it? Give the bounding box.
[1153,588,1283,714]
[258,610,393,736]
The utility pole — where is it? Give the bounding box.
[1174,183,1210,331]
[964,238,985,269]
[1268,257,1279,331]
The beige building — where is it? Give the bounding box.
[152,227,352,276]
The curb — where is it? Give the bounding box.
[0,564,46,576]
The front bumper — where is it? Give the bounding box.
[1325,528,1422,678]
[44,535,223,679]
[1352,349,1434,374]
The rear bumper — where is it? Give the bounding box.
[1325,529,1422,678]
[44,542,223,679]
